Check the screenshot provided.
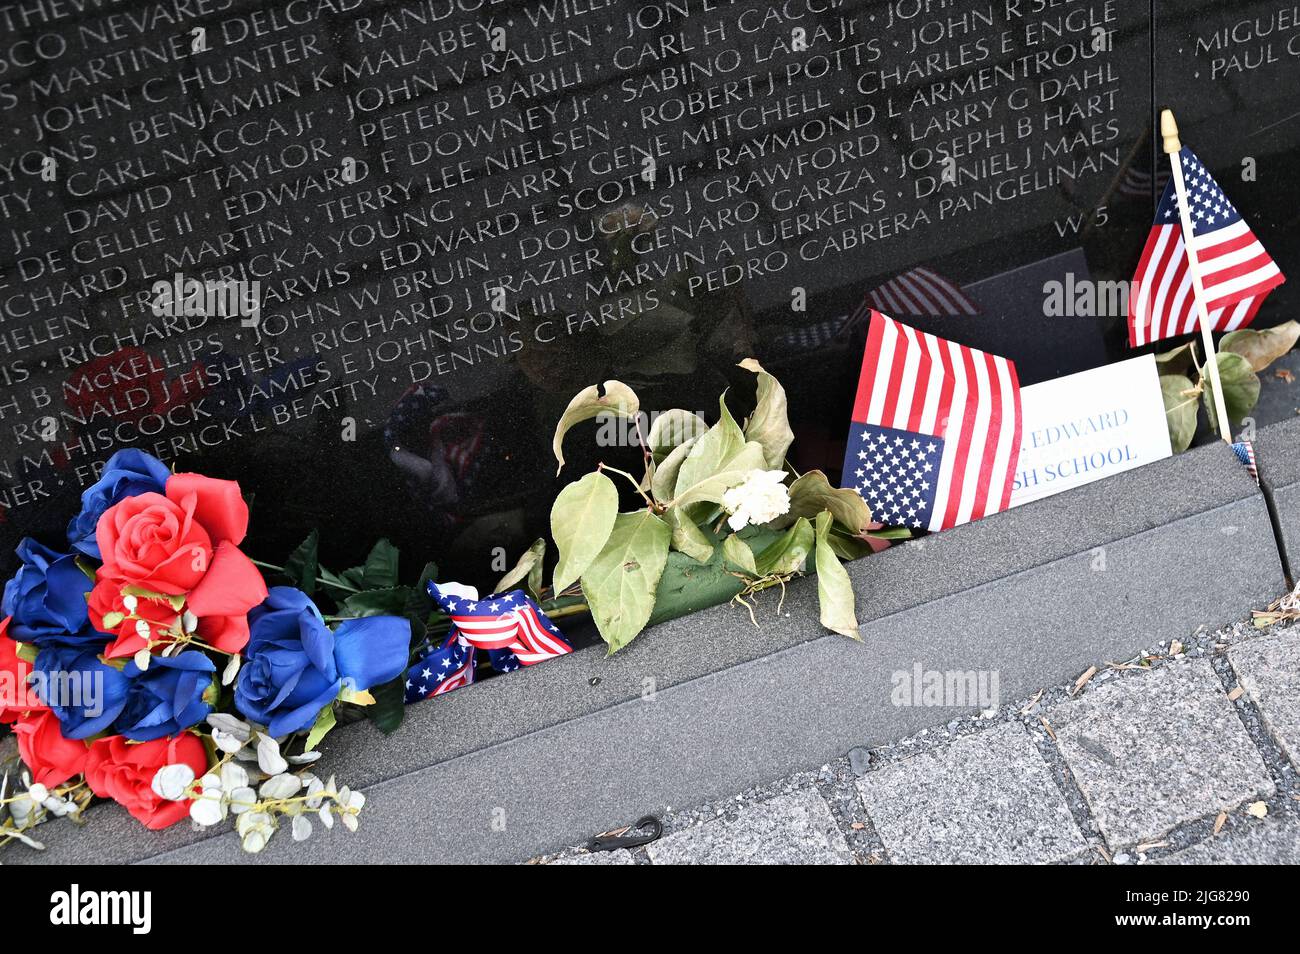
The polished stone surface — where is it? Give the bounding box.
[0,0,1179,583]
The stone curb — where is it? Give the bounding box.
[15,439,1285,863]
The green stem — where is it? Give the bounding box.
[597,462,657,510]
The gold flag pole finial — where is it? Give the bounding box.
[1160,108,1182,154]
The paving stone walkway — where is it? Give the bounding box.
[533,621,1300,865]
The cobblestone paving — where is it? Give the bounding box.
[534,621,1300,865]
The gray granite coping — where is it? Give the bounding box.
[1253,415,1300,578]
[13,439,1286,864]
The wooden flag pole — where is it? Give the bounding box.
[1161,108,1233,443]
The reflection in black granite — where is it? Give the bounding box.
[0,0,1290,584]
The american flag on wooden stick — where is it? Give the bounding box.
[843,312,1022,532]
[1128,148,1284,347]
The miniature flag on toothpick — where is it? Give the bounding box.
[843,311,1022,532]
[1128,147,1284,347]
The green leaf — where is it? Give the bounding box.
[669,394,769,509]
[305,705,336,750]
[362,539,399,589]
[863,526,915,540]
[650,436,696,502]
[1200,352,1261,426]
[738,358,794,468]
[667,506,714,563]
[675,393,745,490]
[754,517,814,577]
[551,472,619,593]
[341,586,411,618]
[721,533,758,575]
[552,380,640,474]
[778,470,873,533]
[283,530,320,595]
[74,556,97,582]
[814,511,859,640]
[826,533,875,561]
[647,409,708,462]
[580,510,671,653]
[365,677,406,735]
[1220,320,1300,372]
[1160,374,1199,453]
[496,538,547,596]
[403,561,439,642]
[1155,342,1195,376]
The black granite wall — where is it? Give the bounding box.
[0,0,1295,581]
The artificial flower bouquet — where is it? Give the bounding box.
[0,450,410,853]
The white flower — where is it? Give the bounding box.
[189,786,226,827]
[220,762,249,792]
[256,733,288,775]
[259,773,302,800]
[721,469,791,531]
[151,764,195,801]
[436,582,479,602]
[236,810,275,853]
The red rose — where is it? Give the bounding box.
[194,613,250,654]
[13,710,89,787]
[88,579,183,659]
[94,474,266,655]
[84,733,210,830]
[96,490,212,595]
[0,617,46,723]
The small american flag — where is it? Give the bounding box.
[1232,440,1259,485]
[844,312,1022,531]
[1129,148,1284,347]
[430,583,571,666]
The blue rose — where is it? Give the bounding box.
[67,449,171,559]
[32,646,130,739]
[118,651,216,741]
[1,538,102,649]
[236,587,409,737]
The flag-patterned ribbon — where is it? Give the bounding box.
[404,584,572,703]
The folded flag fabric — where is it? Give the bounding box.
[405,633,476,702]
[430,583,571,665]
[1129,148,1284,347]
[844,311,1022,531]
[405,582,572,703]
